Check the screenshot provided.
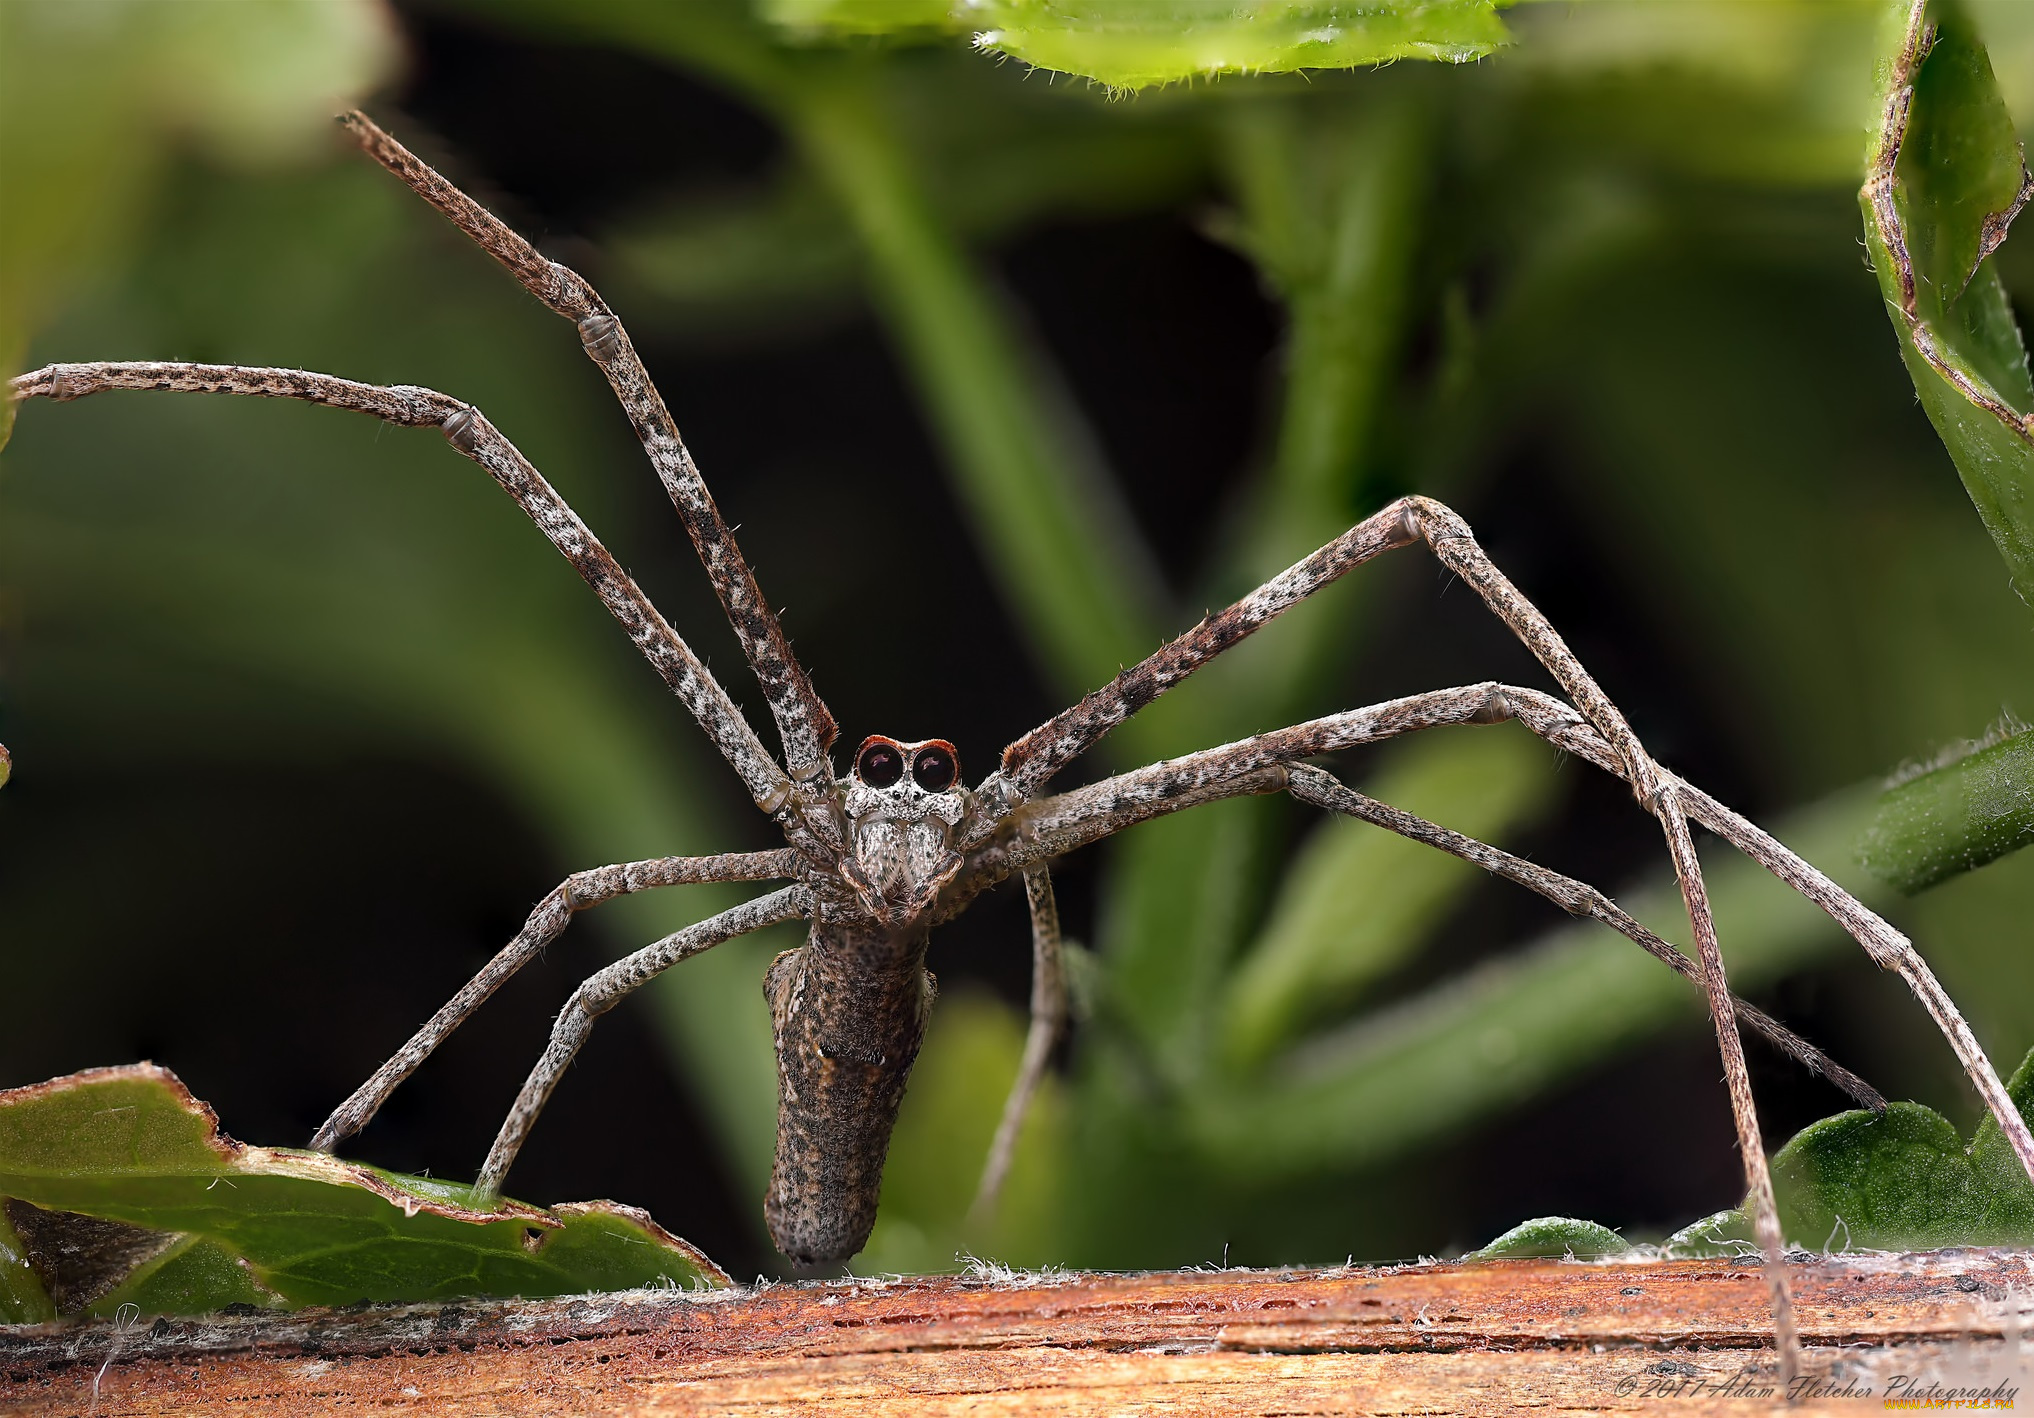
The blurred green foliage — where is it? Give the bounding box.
[0,0,397,439]
[8,0,2034,1283]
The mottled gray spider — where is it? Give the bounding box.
[13,114,2034,1364]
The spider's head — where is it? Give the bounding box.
[843,735,965,825]
[842,736,967,904]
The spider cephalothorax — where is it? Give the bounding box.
[841,736,968,914]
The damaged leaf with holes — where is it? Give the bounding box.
[0,1065,728,1323]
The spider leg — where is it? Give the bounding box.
[1501,686,2034,1194]
[1282,764,1883,1111]
[995,667,1811,1358]
[1418,497,2034,1204]
[1004,684,1523,865]
[340,112,840,801]
[6,363,824,844]
[969,695,1878,1110]
[476,885,812,1202]
[983,487,2034,1371]
[989,499,1416,804]
[984,486,1945,1076]
[310,848,802,1154]
[970,866,1069,1224]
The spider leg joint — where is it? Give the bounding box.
[577,313,623,365]
[1384,502,1423,549]
[441,405,480,454]
[1470,687,1515,724]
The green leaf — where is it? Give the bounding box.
[2,158,791,1203]
[1660,1208,1760,1260]
[0,1199,54,1324]
[1488,1040,2034,1258]
[1860,724,2034,891]
[971,1,1511,91]
[1467,1215,1628,1260]
[1969,1035,2034,1206]
[1862,0,2034,603]
[1770,1102,1989,1251]
[1695,1040,2034,1252]
[0,1065,728,1317]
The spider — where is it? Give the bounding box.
[12,113,2034,1355]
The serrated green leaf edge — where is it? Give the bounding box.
[0,1064,729,1319]
[753,0,1512,83]
[973,2,1511,91]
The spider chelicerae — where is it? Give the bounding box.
[12,113,2034,1364]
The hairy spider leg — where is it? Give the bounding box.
[967,685,1878,1106]
[311,848,802,1152]
[3,359,840,1160]
[963,496,2034,1377]
[982,500,2034,1192]
[477,886,813,1199]
[1282,764,1883,1107]
[7,362,805,827]
[340,112,840,809]
[969,865,1069,1219]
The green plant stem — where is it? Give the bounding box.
[790,73,1168,698]
[1860,728,2034,892]
[1095,89,1438,1080]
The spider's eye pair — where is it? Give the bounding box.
[855,738,959,792]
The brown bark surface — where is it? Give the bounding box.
[3,1250,2030,1415]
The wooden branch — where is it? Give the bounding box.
[4,1252,2031,1413]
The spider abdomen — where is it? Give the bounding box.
[764,921,936,1266]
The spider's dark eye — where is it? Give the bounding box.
[857,741,904,788]
[911,744,957,792]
